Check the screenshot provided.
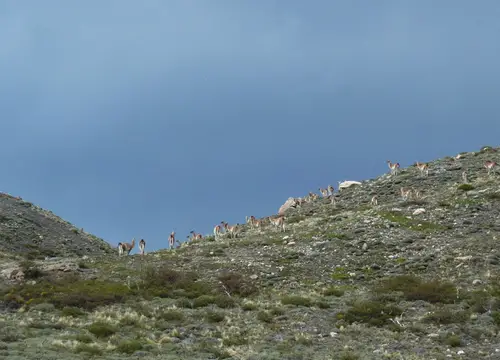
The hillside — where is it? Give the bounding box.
[0,192,113,259]
[0,145,499,360]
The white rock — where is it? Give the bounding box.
[413,208,426,215]
[338,180,362,191]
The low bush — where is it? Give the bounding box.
[217,271,258,297]
[374,275,457,304]
[2,275,136,310]
[343,300,403,327]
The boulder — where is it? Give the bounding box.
[278,197,297,215]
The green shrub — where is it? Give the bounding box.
[158,309,184,322]
[175,298,192,308]
[2,277,135,310]
[344,300,403,327]
[444,334,462,347]
[192,295,216,308]
[257,311,273,323]
[374,275,457,304]
[87,322,117,338]
[241,302,258,311]
[20,260,44,279]
[281,295,313,307]
[116,339,143,354]
[458,184,474,191]
[214,295,236,308]
[141,265,213,299]
[61,306,86,317]
[205,310,225,323]
[423,309,468,324]
[74,344,103,356]
[323,286,345,297]
[491,311,500,326]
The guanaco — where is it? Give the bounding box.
[120,238,136,256]
[269,216,286,232]
[485,160,497,176]
[138,239,146,256]
[415,161,429,177]
[387,160,400,176]
[168,232,175,249]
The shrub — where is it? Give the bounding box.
[223,333,248,346]
[2,277,135,310]
[344,300,403,327]
[486,192,500,200]
[192,295,216,308]
[465,290,493,314]
[458,184,475,191]
[340,352,360,360]
[116,339,143,354]
[241,301,258,311]
[158,309,184,322]
[74,344,103,356]
[491,311,500,326]
[281,295,313,307]
[87,322,117,338]
[214,295,236,308]
[141,265,213,299]
[20,260,44,279]
[175,298,192,308]
[217,271,258,297]
[444,334,462,347]
[205,310,225,323]
[61,306,86,317]
[423,309,468,324]
[323,286,345,297]
[257,311,273,323]
[315,300,331,309]
[374,275,457,304]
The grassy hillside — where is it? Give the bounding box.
[0,145,499,360]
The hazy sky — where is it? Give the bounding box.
[1,1,500,252]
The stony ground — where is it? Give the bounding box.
[0,145,500,360]
[0,192,112,259]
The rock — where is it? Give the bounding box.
[278,197,298,215]
[0,267,24,281]
[412,208,426,215]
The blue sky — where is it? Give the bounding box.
[1,1,500,252]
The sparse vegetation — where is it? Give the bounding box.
[458,183,475,191]
[374,275,458,304]
[0,147,499,358]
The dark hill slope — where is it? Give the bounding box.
[0,193,112,258]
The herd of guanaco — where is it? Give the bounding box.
[118,156,497,256]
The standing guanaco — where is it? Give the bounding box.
[138,239,146,256]
[120,238,136,256]
[168,232,176,249]
[387,160,400,176]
